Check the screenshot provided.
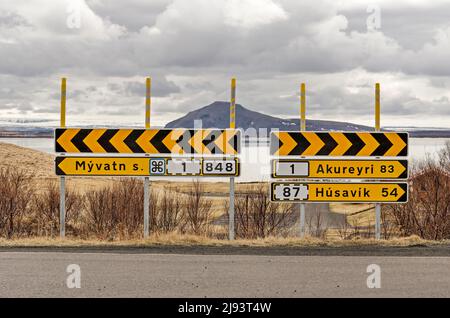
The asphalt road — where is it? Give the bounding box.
[1,250,449,297]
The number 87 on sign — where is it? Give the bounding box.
[276,184,308,200]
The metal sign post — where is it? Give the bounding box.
[299,83,306,238]
[59,78,66,238]
[375,83,381,240]
[144,77,151,238]
[229,78,236,240]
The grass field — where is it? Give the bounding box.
[0,234,446,248]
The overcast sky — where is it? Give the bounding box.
[0,0,450,127]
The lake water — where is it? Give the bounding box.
[1,137,448,182]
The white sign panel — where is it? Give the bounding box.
[202,159,237,175]
[167,159,201,175]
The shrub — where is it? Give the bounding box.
[0,168,34,238]
[181,180,213,235]
[387,154,450,240]
[232,184,295,239]
[151,186,183,234]
[32,180,82,237]
[83,178,144,239]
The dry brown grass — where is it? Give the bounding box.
[0,234,446,248]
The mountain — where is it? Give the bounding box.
[0,101,449,138]
[165,101,373,132]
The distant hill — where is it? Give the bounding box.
[165,101,373,133]
[0,101,449,137]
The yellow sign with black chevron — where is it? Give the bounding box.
[55,128,241,155]
[270,131,408,157]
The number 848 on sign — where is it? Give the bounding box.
[149,157,240,177]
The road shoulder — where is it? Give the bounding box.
[1,244,449,257]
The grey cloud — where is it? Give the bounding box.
[107,78,181,97]
[0,0,449,127]
[0,0,449,78]
[0,10,30,28]
[49,89,87,101]
[33,106,60,114]
[340,3,450,50]
[1,100,32,111]
[86,0,170,31]
[106,82,121,92]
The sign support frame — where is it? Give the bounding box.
[375,83,381,240]
[299,83,306,238]
[228,78,236,240]
[143,77,151,239]
[59,78,66,239]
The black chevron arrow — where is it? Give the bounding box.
[202,130,221,154]
[372,133,393,156]
[227,130,240,154]
[55,129,65,152]
[343,133,364,156]
[71,129,92,153]
[317,132,338,155]
[175,130,196,154]
[291,132,311,155]
[270,133,282,155]
[150,129,171,153]
[55,157,65,175]
[124,129,145,153]
[97,129,119,153]
[398,183,408,202]
[399,160,408,179]
[398,133,408,156]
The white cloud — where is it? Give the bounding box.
[224,0,288,29]
[0,0,449,128]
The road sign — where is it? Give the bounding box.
[270,182,408,203]
[56,157,150,176]
[55,128,241,155]
[55,156,240,177]
[270,131,408,157]
[271,159,408,179]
